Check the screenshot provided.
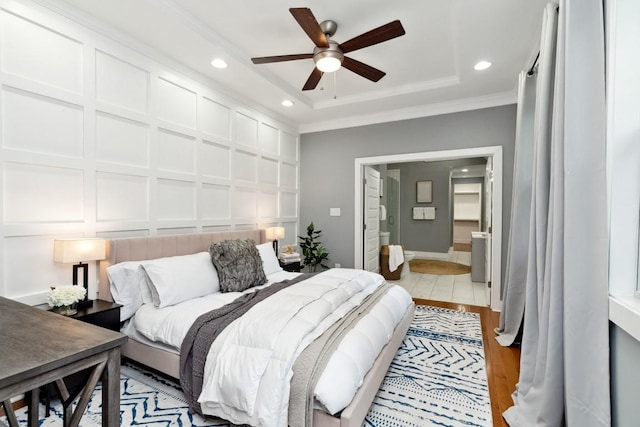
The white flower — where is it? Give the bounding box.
[46,285,86,308]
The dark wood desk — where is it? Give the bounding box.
[0,297,127,427]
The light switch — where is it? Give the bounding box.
[330,208,341,216]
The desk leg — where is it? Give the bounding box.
[1,400,18,427]
[101,347,121,427]
[27,389,39,427]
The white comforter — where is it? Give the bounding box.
[130,269,412,426]
[198,268,400,426]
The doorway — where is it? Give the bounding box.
[354,146,503,311]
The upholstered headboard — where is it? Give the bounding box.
[98,230,266,302]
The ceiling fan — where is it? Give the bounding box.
[251,8,405,91]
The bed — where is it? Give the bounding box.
[98,230,414,427]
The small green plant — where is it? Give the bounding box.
[298,222,330,272]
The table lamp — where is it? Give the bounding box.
[53,238,106,309]
[265,227,285,254]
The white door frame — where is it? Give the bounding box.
[354,146,503,311]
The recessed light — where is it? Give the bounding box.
[211,58,228,69]
[474,61,492,71]
[462,168,469,172]
[281,100,294,107]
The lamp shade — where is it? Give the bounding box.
[54,238,106,263]
[265,227,285,241]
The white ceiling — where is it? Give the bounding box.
[47,0,547,133]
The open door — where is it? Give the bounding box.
[484,157,493,305]
[363,166,381,272]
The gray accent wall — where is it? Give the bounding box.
[388,159,486,253]
[299,104,516,282]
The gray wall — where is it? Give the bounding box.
[387,159,486,253]
[611,324,640,426]
[299,104,516,281]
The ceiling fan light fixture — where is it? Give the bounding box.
[315,54,342,72]
[313,40,343,73]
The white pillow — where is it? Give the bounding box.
[256,242,283,276]
[106,261,146,321]
[140,252,220,308]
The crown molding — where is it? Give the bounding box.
[299,90,517,134]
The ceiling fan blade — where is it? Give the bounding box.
[339,20,405,53]
[302,67,324,91]
[342,57,386,82]
[251,54,313,64]
[289,8,329,48]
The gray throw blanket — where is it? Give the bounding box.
[180,274,313,415]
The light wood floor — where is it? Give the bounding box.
[413,298,520,427]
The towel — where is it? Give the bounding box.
[388,245,404,272]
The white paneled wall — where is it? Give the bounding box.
[0,0,299,302]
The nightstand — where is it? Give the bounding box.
[35,299,121,331]
[279,260,302,272]
[35,300,122,416]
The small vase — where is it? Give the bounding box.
[56,304,77,316]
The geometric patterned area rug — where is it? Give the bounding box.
[11,305,490,427]
[13,364,227,427]
[364,305,491,427]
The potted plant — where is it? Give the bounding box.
[298,222,330,272]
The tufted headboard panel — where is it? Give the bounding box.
[98,230,266,302]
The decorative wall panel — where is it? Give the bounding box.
[200,96,231,140]
[157,77,197,129]
[3,163,83,223]
[280,162,297,188]
[260,157,279,186]
[96,112,148,167]
[1,10,82,94]
[3,235,76,298]
[234,188,257,219]
[3,87,83,158]
[259,123,279,155]
[202,183,230,219]
[259,191,278,218]
[281,192,298,218]
[157,129,195,174]
[96,51,148,113]
[96,172,148,221]
[0,0,298,301]
[158,227,197,235]
[156,179,196,220]
[199,140,230,179]
[2,163,84,224]
[281,131,298,161]
[234,150,258,183]
[235,112,258,147]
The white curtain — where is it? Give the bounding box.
[495,70,536,346]
[502,1,611,425]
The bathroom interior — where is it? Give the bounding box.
[376,157,492,306]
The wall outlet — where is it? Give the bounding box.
[335,263,341,268]
[330,208,341,216]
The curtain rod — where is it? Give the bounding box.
[527,51,540,76]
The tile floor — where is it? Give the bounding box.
[391,250,490,307]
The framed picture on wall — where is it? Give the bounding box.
[416,180,433,203]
